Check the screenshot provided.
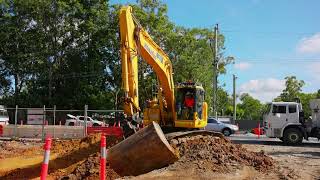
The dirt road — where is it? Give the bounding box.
[243,141,320,180]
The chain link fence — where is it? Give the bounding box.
[1,105,123,140]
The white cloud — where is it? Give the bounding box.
[307,62,320,82]
[297,32,320,54]
[239,78,285,102]
[308,62,320,74]
[234,62,252,70]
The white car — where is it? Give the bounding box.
[65,114,103,127]
[0,105,9,125]
[204,117,239,136]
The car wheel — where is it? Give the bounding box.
[283,128,303,145]
[222,128,232,136]
[93,123,100,127]
[69,122,75,126]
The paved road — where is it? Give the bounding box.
[228,133,320,147]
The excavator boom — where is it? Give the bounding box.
[107,6,216,176]
[120,6,175,120]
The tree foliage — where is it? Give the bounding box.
[0,0,233,113]
[238,93,264,120]
[276,76,305,102]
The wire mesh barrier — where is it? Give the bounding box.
[0,105,124,140]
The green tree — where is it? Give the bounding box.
[0,0,234,113]
[238,93,263,120]
[128,0,233,113]
[316,89,320,98]
[276,76,305,102]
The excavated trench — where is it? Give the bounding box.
[0,133,274,180]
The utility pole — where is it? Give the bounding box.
[233,74,237,123]
[213,24,219,119]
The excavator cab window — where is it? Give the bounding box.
[176,88,204,120]
[196,89,205,119]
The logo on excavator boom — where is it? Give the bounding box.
[144,43,164,64]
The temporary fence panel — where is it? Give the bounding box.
[2,125,85,139]
[87,126,124,138]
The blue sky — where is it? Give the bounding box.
[112,0,320,102]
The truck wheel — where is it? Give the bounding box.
[283,128,303,145]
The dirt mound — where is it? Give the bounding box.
[168,135,274,173]
[0,134,122,180]
[51,134,121,154]
[50,134,121,180]
[60,153,120,180]
[0,140,42,159]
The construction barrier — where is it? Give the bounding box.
[87,126,123,138]
[100,134,107,180]
[40,136,52,180]
[258,123,260,139]
[0,125,3,136]
[1,125,84,139]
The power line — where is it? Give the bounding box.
[222,30,317,36]
[237,58,320,62]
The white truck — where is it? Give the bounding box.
[0,105,9,125]
[263,99,320,145]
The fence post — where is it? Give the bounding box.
[40,136,52,180]
[14,105,18,137]
[53,105,56,139]
[258,122,260,139]
[84,105,88,137]
[100,134,106,180]
[42,105,46,141]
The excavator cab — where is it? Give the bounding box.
[174,82,208,128]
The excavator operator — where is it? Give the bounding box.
[183,92,195,120]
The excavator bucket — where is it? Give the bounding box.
[107,122,179,176]
[107,121,224,176]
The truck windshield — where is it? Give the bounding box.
[0,111,8,117]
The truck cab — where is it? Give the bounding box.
[263,102,305,145]
[0,105,9,125]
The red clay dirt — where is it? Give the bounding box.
[0,133,274,180]
[0,134,121,180]
[0,140,42,159]
[168,134,274,173]
[57,153,120,180]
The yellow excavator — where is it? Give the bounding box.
[119,6,208,130]
[106,6,218,176]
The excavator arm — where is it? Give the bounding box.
[119,6,175,120]
[107,6,212,176]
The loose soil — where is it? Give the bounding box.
[57,134,275,180]
[0,140,42,159]
[0,134,122,180]
[243,142,320,180]
[168,135,274,173]
[3,133,318,180]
